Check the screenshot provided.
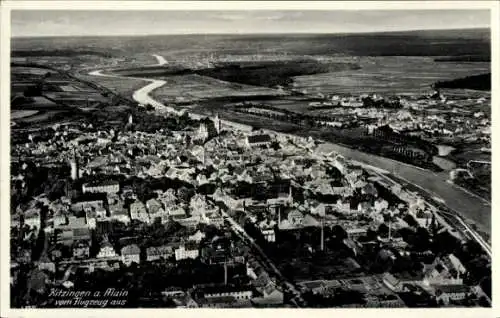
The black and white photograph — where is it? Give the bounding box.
[1,1,497,312]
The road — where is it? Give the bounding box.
[219,209,305,307]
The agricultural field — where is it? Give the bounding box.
[11,110,39,120]
[292,56,490,96]
[150,74,284,104]
[75,73,148,99]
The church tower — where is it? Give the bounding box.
[70,149,79,180]
[214,113,221,135]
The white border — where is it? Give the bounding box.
[1,1,499,318]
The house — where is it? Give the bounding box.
[53,210,68,227]
[246,134,272,148]
[130,201,150,224]
[206,210,224,228]
[82,180,120,195]
[433,284,470,305]
[27,269,49,295]
[374,199,389,213]
[57,216,91,245]
[310,202,326,216]
[258,219,277,242]
[96,238,119,259]
[188,230,206,243]
[146,198,164,215]
[190,194,211,217]
[71,193,106,213]
[443,254,467,276]
[200,236,232,265]
[146,244,176,262]
[175,242,199,261]
[423,254,466,285]
[346,227,368,240]
[17,249,32,263]
[287,209,304,226]
[121,244,141,266]
[84,206,108,229]
[37,254,56,273]
[170,293,199,308]
[109,202,130,224]
[24,208,41,229]
[201,286,253,300]
[197,296,250,308]
[73,240,91,259]
[167,205,187,218]
[252,282,284,307]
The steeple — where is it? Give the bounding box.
[320,217,324,252]
[70,148,79,180]
[214,113,221,135]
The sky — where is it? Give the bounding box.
[11,10,491,37]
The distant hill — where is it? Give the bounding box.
[12,28,490,60]
[434,73,491,91]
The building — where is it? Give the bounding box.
[146,245,176,262]
[213,113,221,135]
[434,284,470,305]
[195,123,209,143]
[69,150,79,180]
[24,208,41,229]
[246,134,272,148]
[82,180,120,195]
[201,286,253,300]
[346,228,368,240]
[96,238,119,259]
[72,240,90,259]
[121,244,141,266]
[37,254,56,273]
[175,242,199,261]
[130,201,150,224]
[71,193,106,213]
[57,216,91,245]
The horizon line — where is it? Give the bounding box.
[11,26,490,39]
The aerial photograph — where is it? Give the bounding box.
[7,7,492,309]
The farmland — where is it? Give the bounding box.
[150,74,284,104]
[292,56,491,96]
[75,73,148,100]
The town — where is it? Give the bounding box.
[10,106,491,308]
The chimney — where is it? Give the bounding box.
[320,217,324,252]
[388,218,392,241]
[224,259,228,286]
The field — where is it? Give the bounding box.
[151,74,284,103]
[292,56,491,96]
[75,73,148,99]
[11,110,39,119]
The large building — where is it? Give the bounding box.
[246,134,272,148]
[82,180,120,194]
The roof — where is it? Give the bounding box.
[147,245,175,256]
[121,244,140,255]
[72,228,91,238]
[83,180,119,188]
[434,284,470,294]
[72,193,107,203]
[247,134,271,144]
[201,285,253,296]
